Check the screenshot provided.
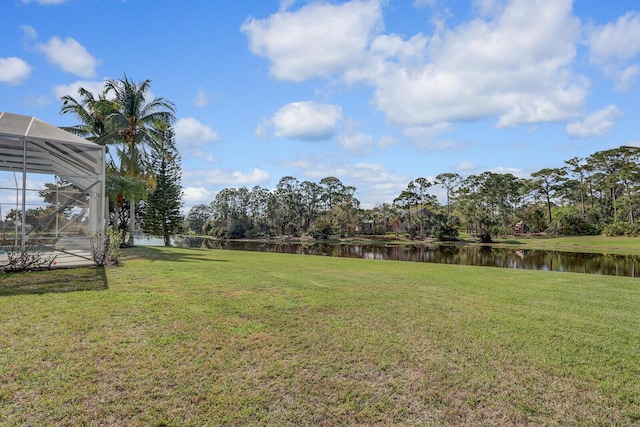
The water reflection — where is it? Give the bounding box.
[141,236,640,277]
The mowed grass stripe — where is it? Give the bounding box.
[0,246,638,426]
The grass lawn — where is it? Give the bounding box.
[342,233,640,256]
[488,235,640,255]
[1,247,639,426]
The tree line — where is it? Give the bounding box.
[55,76,640,243]
[186,145,640,241]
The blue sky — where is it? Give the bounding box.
[2,0,640,210]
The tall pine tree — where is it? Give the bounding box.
[142,127,183,246]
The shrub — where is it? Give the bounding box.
[602,222,640,237]
[311,218,333,239]
[90,229,122,267]
[435,224,459,241]
[479,228,492,243]
[1,232,58,272]
[547,211,600,236]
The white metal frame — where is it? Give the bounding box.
[0,112,105,262]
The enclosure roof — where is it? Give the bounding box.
[0,112,104,188]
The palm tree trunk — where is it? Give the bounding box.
[128,200,135,245]
[113,203,119,234]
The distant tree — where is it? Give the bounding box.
[186,204,211,234]
[34,179,90,234]
[587,146,640,224]
[39,180,84,207]
[435,172,461,219]
[142,128,183,246]
[394,188,417,237]
[300,180,322,231]
[457,174,483,235]
[531,168,567,223]
[248,186,271,236]
[4,206,58,232]
[393,178,437,238]
[412,178,434,238]
[319,176,345,212]
[564,157,588,219]
[388,205,403,237]
[365,204,390,237]
[275,176,302,235]
[338,185,360,236]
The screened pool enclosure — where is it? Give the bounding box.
[0,112,106,267]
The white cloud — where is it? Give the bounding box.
[173,118,220,163]
[413,0,437,8]
[338,132,375,154]
[34,77,137,103]
[282,157,352,180]
[566,105,622,138]
[254,118,271,140]
[377,135,397,148]
[369,33,428,60]
[588,11,640,90]
[19,25,37,40]
[174,117,220,146]
[37,36,99,78]
[403,123,452,139]
[402,123,465,150]
[455,161,476,174]
[282,156,408,208]
[53,79,108,100]
[589,12,640,65]
[0,173,54,207]
[490,166,527,178]
[279,0,296,11]
[367,0,585,128]
[184,168,270,187]
[193,88,209,107]
[241,0,383,81]
[21,0,68,4]
[613,65,640,91]
[0,57,31,85]
[182,187,213,204]
[472,0,508,17]
[244,0,586,135]
[24,93,52,108]
[349,162,410,208]
[271,101,343,141]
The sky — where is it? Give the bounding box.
[2,0,640,211]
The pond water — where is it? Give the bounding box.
[137,236,640,277]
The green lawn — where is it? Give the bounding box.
[489,235,640,255]
[1,247,639,426]
[348,233,640,256]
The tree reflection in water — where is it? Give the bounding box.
[159,237,639,277]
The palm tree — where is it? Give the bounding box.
[104,75,176,245]
[106,175,147,243]
[59,87,119,168]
